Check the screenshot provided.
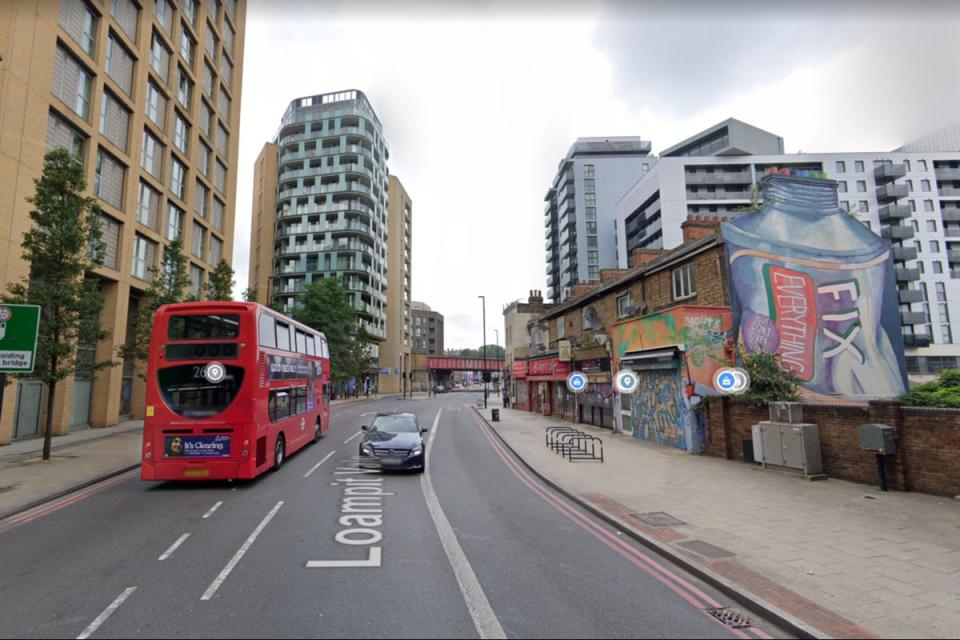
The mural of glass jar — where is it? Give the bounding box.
[722,173,908,398]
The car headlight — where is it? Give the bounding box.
[410,447,423,456]
[361,444,374,455]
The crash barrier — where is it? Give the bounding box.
[545,426,604,463]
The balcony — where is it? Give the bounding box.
[948,248,960,262]
[902,334,932,348]
[685,190,751,202]
[945,227,960,238]
[876,183,908,201]
[895,266,920,282]
[892,246,918,262]
[881,224,915,241]
[898,288,924,304]
[873,163,907,183]
[900,310,928,326]
[684,170,752,185]
[545,222,558,239]
[938,187,960,198]
[942,209,960,223]
[935,166,960,181]
[878,203,911,223]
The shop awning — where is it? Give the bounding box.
[619,347,681,370]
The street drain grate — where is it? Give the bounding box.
[707,608,753,629]
[630,511,686,527]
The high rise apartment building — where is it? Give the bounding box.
[614,119,960,375]
[248,90,390,351]
[544,137,654,303]
[379,176,412,394]
[411,302,443,355]
[0,0,246,443]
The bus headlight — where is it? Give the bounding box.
[145,451,153,459]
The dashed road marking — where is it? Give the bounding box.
[158,533,190,561]
[76,587,136,639]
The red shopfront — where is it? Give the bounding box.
[525,357,571,418]
[511,361,529,410]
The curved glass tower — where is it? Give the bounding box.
[269,90,389,341]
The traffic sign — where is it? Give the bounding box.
[713,367,751,394]
[0,304,40,373]
[566,372,587,393]
[614,369,639,394]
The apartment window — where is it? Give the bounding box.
[587,236,598,249]
[105,34,135,96]
[922,179,931,192]
[145,80,167,130]
[46,111,86,161]
[94,148,125,209]
[913,220,920,232]
[176,67,193,109]
[838,181,847,193]
[919,160,928,171]
[59,0,97,56]
[52,46,92,120]
[586,221,598,234]
[856,180,866,192]
[149,31,171,81]
[98,92,132,153]
[111,0,139,42]
[213,123,228,157]
[166,203,183,240]
[931,240,940,253]
[220,55,233,87]
[99,213,121,269]
[584,193,596,207]
[202,61,215,96]
[919,261,925,274]
[180,28,196,68]
[132,233,157,280]
[588,265,600,280]
[556,317,564,339]
[924,200,935,212]
[189,264,203,298]
[584,178,596,191]
[171,158,186,199]
[910,200,917,212]
[212,197,224,231]
[225,0,237,19]
[617,292,633,317]
[841,201,850,212]
[182,0,197,26]
[154,0,173,34]
[223,18,235,52]
[672,264,695,300]
[197,141,211,177]
[204,25,218,59]
[934,261,943,274]
[192,221,206,259]
[214,160,226,193]
[855,160,864,172]
[915,240,922,253]
[862,220,872,231]
[173,112,189,153]
[858,201,869,213]
[217,87,231,119]
[906,179,914,192]
[927,220,937,232]
[210,235,222,264]
[585,206,596,221]
[835,160,846,173]
[200,101,214,137]
[141,130,163,179]
[136,181,160,230]
[587,249,598,263]
[195,180,208,217]
[584,164,595,178]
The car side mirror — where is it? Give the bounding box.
[361,425,369,431]
[421,427,429,433]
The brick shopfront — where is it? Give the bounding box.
[511,356,574,420]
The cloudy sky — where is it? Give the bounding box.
[233,0,960,350]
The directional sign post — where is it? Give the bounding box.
[566,372,587,394]
[0,305,41,374]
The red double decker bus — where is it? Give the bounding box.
[141,301,331,481]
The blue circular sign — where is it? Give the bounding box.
[718,372,736,391]
[614,370,639,394]
[567,372,587,393]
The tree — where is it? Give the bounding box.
[242,287,258,302]
[735,346,801,407]
[293,277,358,384]
[120,238,189,374]
[207,259,235,301]
[341,329,375,395]
[2,149,110,461]
[900,369,960,408]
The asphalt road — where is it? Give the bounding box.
[0,393,787,639]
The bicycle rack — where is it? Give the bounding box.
[545,426,604,462]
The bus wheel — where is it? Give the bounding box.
[313,419,322,443]
[273,434,286,471]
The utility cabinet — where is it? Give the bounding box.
[752,421,823,476]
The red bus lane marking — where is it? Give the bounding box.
[469,413,754,640]
[0,470,138,535]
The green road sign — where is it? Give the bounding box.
[0,304,41,373]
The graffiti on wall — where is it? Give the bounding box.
[613,306,734,396]
[631,368,685,449]
[722,173,908,399]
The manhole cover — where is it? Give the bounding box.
[630,511,686,527]
[707,608,753,629]
[677,539,735,559]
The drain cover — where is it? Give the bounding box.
[707,608,753,629]
[677,539,735,559]
[630,511,686,527]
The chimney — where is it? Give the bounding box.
[630,248,666,269]
[569,281,601,300]
[528,290,543,305]
[681,215,725,244]
[600,268,631,284]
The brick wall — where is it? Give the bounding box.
[703,397,960,496]
[630,248,666,268]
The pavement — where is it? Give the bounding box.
[2,393,958,639]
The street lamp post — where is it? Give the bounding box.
[493,329,500,392]
[479,295,487,409]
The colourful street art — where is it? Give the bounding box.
[630,369,685,449]
[722,173,908,399]
[612,305,734,397]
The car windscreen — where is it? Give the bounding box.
[371,416,419,433]
[168,314,240,340]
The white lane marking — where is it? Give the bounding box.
[158,533,191,561]
[201,501,223,519]
[421,409,506,639]
[307,547,382,568]
[304,450,336,478]
[76,587,137,639]
[344,431,363,445]
[201,501,283,601]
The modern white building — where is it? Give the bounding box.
[614,119,960,376]
[544,137,654,303]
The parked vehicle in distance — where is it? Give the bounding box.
[434,384,446,393]
[358,412,428,472]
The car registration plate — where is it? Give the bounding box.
[379,456,402,465]
[184,468,210,478]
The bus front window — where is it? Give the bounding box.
[158,365,245,417]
